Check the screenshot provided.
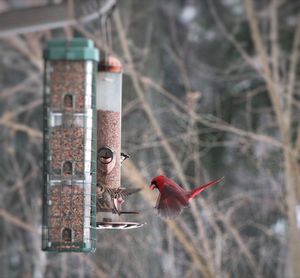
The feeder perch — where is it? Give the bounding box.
[42,39,99,252]
[96,221,145,230]
[96,56,145,229]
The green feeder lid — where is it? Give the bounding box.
[44,38,99,61]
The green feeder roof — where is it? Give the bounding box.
[44,38,99,61]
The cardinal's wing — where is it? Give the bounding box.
[156,185,189,219]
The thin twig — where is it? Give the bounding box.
[286,14,300,132]
[244,0,285,135]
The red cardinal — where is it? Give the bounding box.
[150,175,224,219]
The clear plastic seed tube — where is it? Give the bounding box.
[96,57,122,219]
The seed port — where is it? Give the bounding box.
[98,147,114,164]
[62,227,72,242]
[62,161,73,175]
[63,94,74,110]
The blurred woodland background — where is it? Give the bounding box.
[0,0,300,277]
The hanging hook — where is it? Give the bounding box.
[106,15,112,51]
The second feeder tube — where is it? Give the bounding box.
[97,57,122,198]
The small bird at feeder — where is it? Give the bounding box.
[121,152,130,164]
[96,185,141,215]
[150,175,224,219]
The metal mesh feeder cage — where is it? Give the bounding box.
[42,39,99,252]
[96,56,145,230]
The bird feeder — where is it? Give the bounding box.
[96,57,144,229]
[42,39,99,252]
[97,57,122,200]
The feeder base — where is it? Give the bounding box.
[96,221,146,230]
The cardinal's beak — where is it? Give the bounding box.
[150,184,156,190]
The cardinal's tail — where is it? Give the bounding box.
[188,177,224,201]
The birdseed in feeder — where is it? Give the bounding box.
[42,39,99,252]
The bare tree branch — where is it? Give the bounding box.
[286,14,300,130]
[244,0,285,135]
[0,0,117,37]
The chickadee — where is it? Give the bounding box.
[121,152,130,164]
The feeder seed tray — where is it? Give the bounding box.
[96,221,146,230]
